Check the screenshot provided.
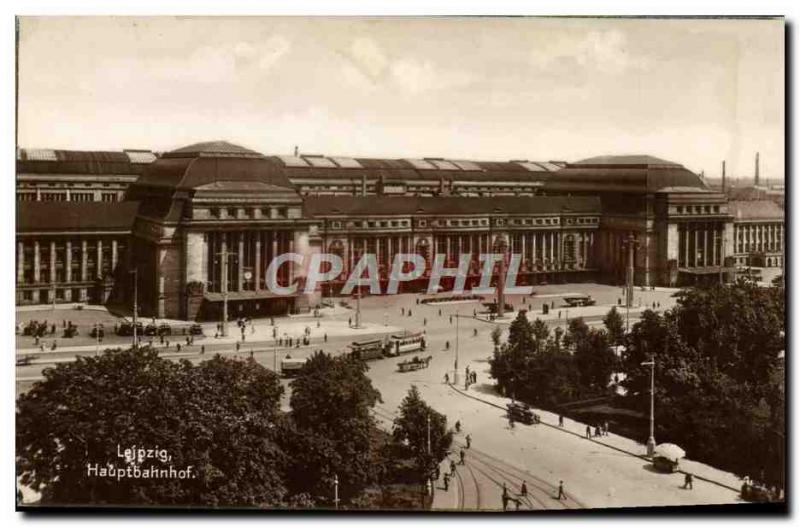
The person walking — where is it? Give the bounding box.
[585,425,591,438]
[444,373,450,384]
[520,480,528,498]
[557,480,566,500]
[459,449,465,465]
[443,473,450,491]
[558,415,564,427]
[450,460,456,476]
[455,420,461,433]
[684,473,693,490]
[465,434,471,449]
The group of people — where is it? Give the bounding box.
[585,422,610,438]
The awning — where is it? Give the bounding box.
[204,290,299,302]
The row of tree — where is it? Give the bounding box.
[17,347,452,508]
[488,280,785,491]
[489,308,621,407]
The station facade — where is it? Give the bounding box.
[15,141,784,320]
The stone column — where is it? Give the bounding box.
[33,241,41,283]
[712,225,717,266]
[112,239,118,272]
[532,233,537,267]
[521,234,527,266]
[96,239,103,278]
[288,234,296,285]
[81,240,88,281]
[17,241,24,284]
[49,241,57,283]
[65,240,72,282]
[237,232,245,292]
[255,233,262,290]
[703,226,708,267]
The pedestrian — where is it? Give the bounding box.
[423,318,427,326]
[236,342,241,352]
[176,343,181,352]
[684,473,693,490]
[444,373,450,384]
[604,421,610,436]
[201,345,205,355]
[472,371,477,384]
[559,415,564,427]
[438,309,442,316]
[443,473,450,491]
[502,483,509,511]
[445,340,450,350]
[465,434,471,449]
[408,310,412,317]
[585,425,591,438]
[557,480,566,500]
[324,333,328,343]
[348,317,352,327]
[401,307,405,315]
[449,315,453,324]
[450,460,456,475]
[250,350,254,358]
[473,328,478,337]
[520,480,528,497]
[455,420,461,433]
[459,449,465,465]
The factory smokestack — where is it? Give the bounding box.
[755,152,760,186]
[722,160,726,192]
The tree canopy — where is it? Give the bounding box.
[17,347,288,507]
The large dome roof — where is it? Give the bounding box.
[162,140,264,159]
[133,141,295,192]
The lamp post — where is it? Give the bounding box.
[129,269,138,350]
[333,473,340,510]
[622,234,639,332]
[641,357,656,456]
[215,246,237,337]
[454,311,460,386]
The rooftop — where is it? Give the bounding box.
[728,200,784,221]
[304,195,601,217]
[16,201,140,233]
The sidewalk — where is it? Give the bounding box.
[448,384,742,494]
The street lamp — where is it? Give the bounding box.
[333,473,340,510]
[641,357,656,456]
[129,269,138,350]
[454,311,460,385]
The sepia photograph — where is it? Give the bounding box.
[13,14,786,514]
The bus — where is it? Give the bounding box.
[386,332,426,357]
[563,294,596,307]
[281,357,308,377]
[349,338,387,361]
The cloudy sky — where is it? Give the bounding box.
[17,16,784,180]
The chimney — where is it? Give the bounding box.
[293,145,299,156]
[755,152,760,186]
[722,160,726,192]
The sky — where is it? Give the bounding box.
[17,16,784,180]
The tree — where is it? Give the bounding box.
[531,318,550,351]
[603,306,625,345]
[573,327,616,395]
[287,351,382,504]
[562,317,589,351]
[490,326,503,349]
[392,386,453,482]
[16,347,288,507]
[621,283,785,490]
